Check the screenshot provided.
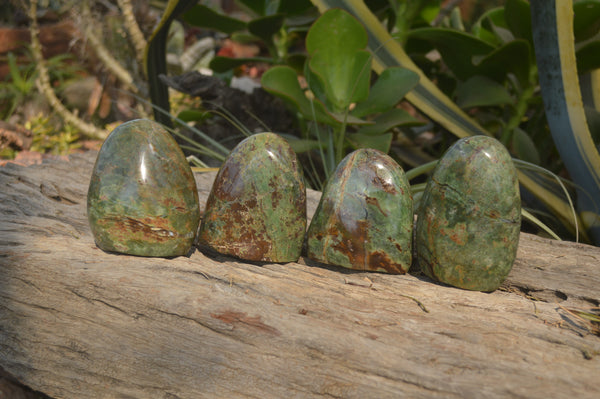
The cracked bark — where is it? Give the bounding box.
[1,152,599,399]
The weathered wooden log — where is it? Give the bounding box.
[1,153,599,399]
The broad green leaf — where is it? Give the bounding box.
[505,0,533,45]
[182,5,246,34]
[576,41,600,74]
[472,7,506,46]
[309,50,371,112]
[474,39,531,86]
[261,65,371,126]
[351,67,419,117]
[285,53,307,73]
[512,127,541,165]
[347,132,393,153]
[355,108,424,135]
[531,0,600,243]
[407,27,496,80]
[248,14,285,43]
[209,56,274,73]
[306,7,367,54]
[278,0,315,15]
[237,0,277,16]
[310,0,490,138]
[455,75,513,108]
[306,9,371,112]
[573,0,600,42]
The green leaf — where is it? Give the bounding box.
[351,67,419,118]
[472,7,507,46]
[237,0,277,16]
[261,65,371,126]
[248,14,285,43]
[347,132,393,153]
[278,0,314,15]
[505,0,533,45]
[209,56,274,73]
[182,5,247,34]
[576,40,600,74]
[311,0,585,240]
[176,109,208,122]
[455,75,513,108]
[355,108,424,135]
[474,39,531,86]
[311,0,490,139]
[306,9,371,112]
[7,52,31,93]
[573,0,600,42]
[407,27,496,80]
[512,127,541,165]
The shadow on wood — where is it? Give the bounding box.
[1,153,599,398]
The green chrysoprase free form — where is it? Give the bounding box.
[416,136,521,292]
[307,149,413,273]
[87,119,200,257]
[198,133,306,262]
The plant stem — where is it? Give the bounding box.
[501,66,538,145]
[405,160,438,180]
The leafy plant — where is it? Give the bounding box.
[183,0,316,74]
[0,52,37,120]
[261,9,421,185]
[311,0,600,243]
[27,113,81,155]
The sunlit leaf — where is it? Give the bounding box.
[306,9,371,112]
[261,65,370,125]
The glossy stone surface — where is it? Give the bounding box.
[416,136,521,291]
[307,149,413,273]
[87,119,200,257]
[198,133,306,262]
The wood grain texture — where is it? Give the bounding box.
[1,153,599,399]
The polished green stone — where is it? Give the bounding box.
[416,136,521,291]
[87,119,200,257]
[198,133,306,262]
[307,149,413,273]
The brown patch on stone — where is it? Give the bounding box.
[364,195,387,216]
[368,250,406,274]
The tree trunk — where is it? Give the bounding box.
[1,153,599,399]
